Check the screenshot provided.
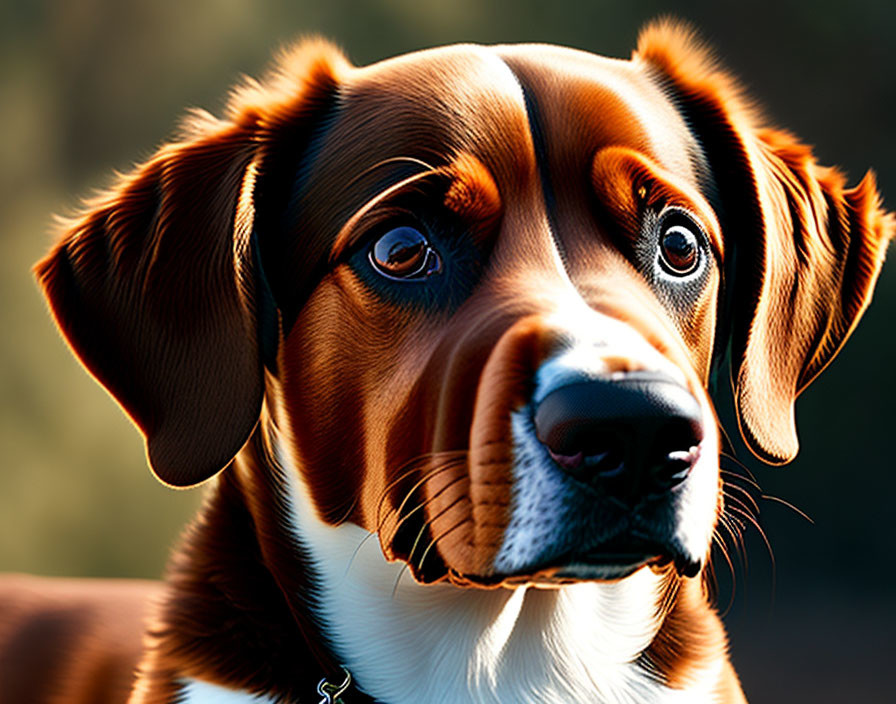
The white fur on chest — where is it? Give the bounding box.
[278,445,721,704]
[178,678,279,703]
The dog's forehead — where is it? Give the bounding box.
[306,43,699,200]
[350,43,526,114]
[493,43,702,185]
[329,44,535,185]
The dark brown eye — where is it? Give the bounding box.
[369,226,442,280]
[659,223,700,276]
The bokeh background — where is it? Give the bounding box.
[1,0,893,701]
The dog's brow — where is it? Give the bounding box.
[329,165,441,262]
[329,153,503,263]
[440,152,502,226]
[591,146,723,260]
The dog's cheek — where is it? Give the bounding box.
[278,276,389,526]
[280,271,444,528]
[665,272,720,383]
[420,315,557,580]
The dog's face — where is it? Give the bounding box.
[36,26,892,591]
[272,44,724,586]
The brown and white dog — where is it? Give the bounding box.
[3,20,892,704]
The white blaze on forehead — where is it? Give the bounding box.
[534,305,690,406]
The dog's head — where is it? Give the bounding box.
[36,23,892,589]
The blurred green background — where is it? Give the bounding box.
[1,0,893,701]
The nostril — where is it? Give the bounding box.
[649,448,698,493]
[581,443,626,478]
[548,449,583,471]
[645,418,702,492]
[548,441,626,478]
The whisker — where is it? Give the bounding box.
[416,515,469,573]
[406,492,469,570]
[384,473,467,547]
[391,562,412,600]
[346,469,466,580]
[723,491,760,522]
[387,480,466,600]
[344,155,438,192]
[727,504,776,586]
[656,572,681,621]
[344,531,380,580]
[375,451,467,528]
[710,532,737,615]
[716,514,741,555]
[722,483,760,515]
[719,514,748,572]
[331,494,359,527]
[380,456,466,534]
[715,421,738,459]
[342,457,466,579]
[760,494,815,524]
[719,452,760,485]
[331,168,449,261]
[719,468,763,493]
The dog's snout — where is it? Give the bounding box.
[533,372,703,502]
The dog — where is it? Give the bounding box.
[2,19,892,703]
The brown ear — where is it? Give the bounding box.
[637,20,894,464]
[35,41,348,486]
[731,134,892,463]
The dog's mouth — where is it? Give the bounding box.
[492,534,700,587]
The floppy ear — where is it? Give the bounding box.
[730,134,892,463]
[637,21,894,464]
[35,41,348,486]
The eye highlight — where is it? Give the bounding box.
[369,226,443,281]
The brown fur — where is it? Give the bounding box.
[0,576,158,704]
[5,20,891,703]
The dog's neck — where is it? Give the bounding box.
[144,426,729,703]
[274,431,726,704]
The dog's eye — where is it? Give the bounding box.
[369,226,443,280]
[658,222,700,276]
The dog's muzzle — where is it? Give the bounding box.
[494,358,709,583]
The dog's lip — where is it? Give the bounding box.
[495,535,700,585]
[570,534,702,578]
[497,554,655,587]
[549,554,657,582]
[558,537,664,580]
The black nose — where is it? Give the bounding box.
[533,371,703,503]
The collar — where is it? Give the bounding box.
[316,666,377,704]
